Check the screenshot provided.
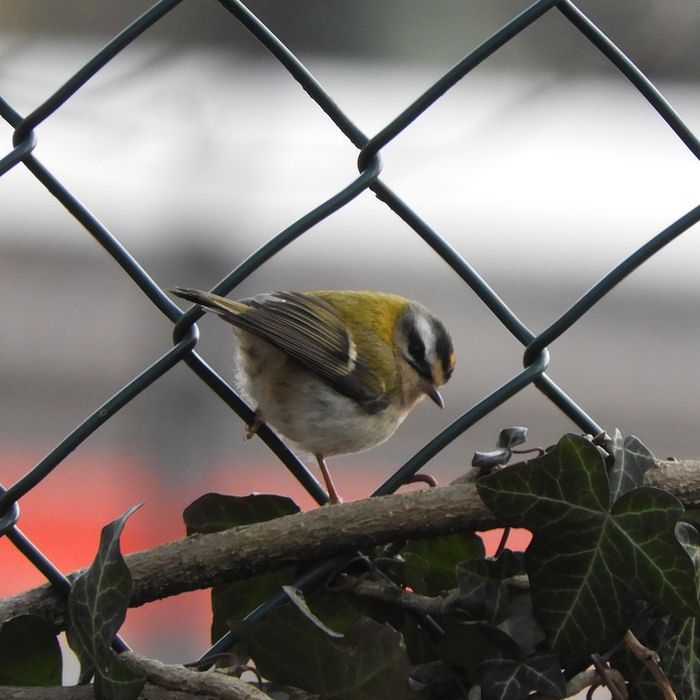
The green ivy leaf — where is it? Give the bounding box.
[478,434,699,662]
[479,650,565,700]
[305,588,382,636]
[456,549,524,624]
[183,492,299,535]
[183,493,300,641]
[68,504,144,700]
[95,657,148,700]
[401,532,485,595]
[0,615,61,686]
[606,429,656,502]
[614,523,700,699]
[439,620,564,699]
[495,583,546,658]
[212,570,294,642]
[230,588,415,699]
[437,620,518,680]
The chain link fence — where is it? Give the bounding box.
[1,0,699,670]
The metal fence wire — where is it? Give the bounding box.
[1,0,700,669]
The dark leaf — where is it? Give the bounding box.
[607,429,656,502]
[183,492,299,535]
[472,428,528,469]
[473,449,513,469]
[478,433,699,662]
[94,657,147,700]
[231,594,415,699]
[184,493,300,641]
[402,532,484,595]
[283,586,344,638]
[479,651,565,700]
[495,584,546,658]
[437,620,518,679]
[68,504,144,700]
[456,549,523,624]
[394,612,443,666]
[496,427,528,450]
[213,569,295,640]
[0,615,61,686]
[614,523,700,699]
[312,579,442,665]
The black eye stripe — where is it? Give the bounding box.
[407,329,425,361]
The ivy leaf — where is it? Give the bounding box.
[439,620,564,699]
[437,620,518,680]
[478,433,699,662]
[472,427,528,470]
[183,492,299,535]
[94,657,147,700]
[495,583,546,658]
[479,650,565,700]
[456,549,524,624]
[230,588,415,699]
[282,586,344,638]
[212,570,294,642]
[606,429,656,502]
[68,504,144,700]
[614,523,700,699]
[0,615,61,686]
[183,493,300,640]
[401,532,485,595]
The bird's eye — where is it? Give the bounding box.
[407,332,425,361]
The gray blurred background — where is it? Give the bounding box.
[1,0,700,670]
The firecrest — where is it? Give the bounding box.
[172,288,455,503]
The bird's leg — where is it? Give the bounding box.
[245,410,264,440]
[316,454,343,505]
[404,473,439,488]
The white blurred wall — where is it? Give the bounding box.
[1,37,699,477]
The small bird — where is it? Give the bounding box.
[172,288,455,503]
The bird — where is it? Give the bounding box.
[171,288,455,504]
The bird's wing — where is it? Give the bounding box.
[240,292,394,412]
[173,288,391,413]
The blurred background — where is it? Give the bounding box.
[1,0,700,678]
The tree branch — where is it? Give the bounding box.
[0,458,696,633]
[0,481,495,630]
[0,684,231,699]
[623,630,676,700]
[334,573,463,617]
[0,650,272,700]
[118,650,272,699]
[645,459,700,507]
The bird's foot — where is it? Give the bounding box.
[405,473,439,488]
[245,412,264,440]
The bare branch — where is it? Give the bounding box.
[118,650,272,699]
[334,573,462,616]
[0,654,271,700]
[0,481,495,630]
[0,684,231,699]
[624,630,677,700]
[645,459,700,507]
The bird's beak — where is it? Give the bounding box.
[424,382,445,409]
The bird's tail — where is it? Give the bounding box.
[171,287,247,322]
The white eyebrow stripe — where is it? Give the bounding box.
[417,313,436,347]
